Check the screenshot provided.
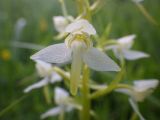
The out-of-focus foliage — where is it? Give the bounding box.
[0,0,159,120]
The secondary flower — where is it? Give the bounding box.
[24,60,62,93]
[40,87,80,119]
[53,16,74,33]
[31,19,120,95]
[116,79,159,120]
[41,87,96,119]
[105,34,149,61]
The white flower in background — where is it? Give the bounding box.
[105,34,149,60]
[31,19,120,95]
[41,87,74,119]
[116,79,159,120]
[24,60,62,93]
[53,16,74,33]
[132,0,144,3]
[41,87,96,119]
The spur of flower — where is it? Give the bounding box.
[41,87,95,119]
[31,19,120,95]
[116,79,159,120]
[105,34,149,61]
[24,60,62,93]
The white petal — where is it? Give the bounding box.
[118,34,136,49]
[112,48,123,60]
[24,78,49,93]
[54,87,69,105]
[53,16,69,33]
[31,43,72,63]
[122,50,149,60]
[35,60,52,77]
[40,106,62,119]
[50,72,62,83]
[129,98,146,120]
[133,79,159,92]
[65,19,96,35]
[83,48,120,71]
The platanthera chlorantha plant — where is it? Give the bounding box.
[31,19,121,95]
[19,0,159,119]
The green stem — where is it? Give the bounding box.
[59,0,68,17]
[43,85,52,104]
[59,110,65,120]
[0,95,28,117]
[130,112,138,120]
[76,0,84,15]
[52,67,70,82]
[81,65,90,120]
[76,0,91,20]
[84,0,92,20]
[134,2,158,26]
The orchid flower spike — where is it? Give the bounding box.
[105,34,149,61]
[53,16,74,33]
[24,60,62,93]
[116,79,159,120]
[31,19,120,95]
[40,87,73,119]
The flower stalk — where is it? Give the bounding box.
[81,65,90,120]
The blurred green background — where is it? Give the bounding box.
[0,0,160,120]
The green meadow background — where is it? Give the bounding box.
[0,0,160,120]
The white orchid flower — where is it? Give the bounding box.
[41,87,74,119]
[105,34,149,61]
[53,16,74,33]
[31,19,120,95]
[41,87,96,119]
[24,60,62,93]
[116,79,159,120]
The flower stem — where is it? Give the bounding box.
[43,85,52,104]
[59,110,65,120]
[76,0,91,20]
[59,0,68,17]
[130,112,138,120]
[81,65,90,120]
